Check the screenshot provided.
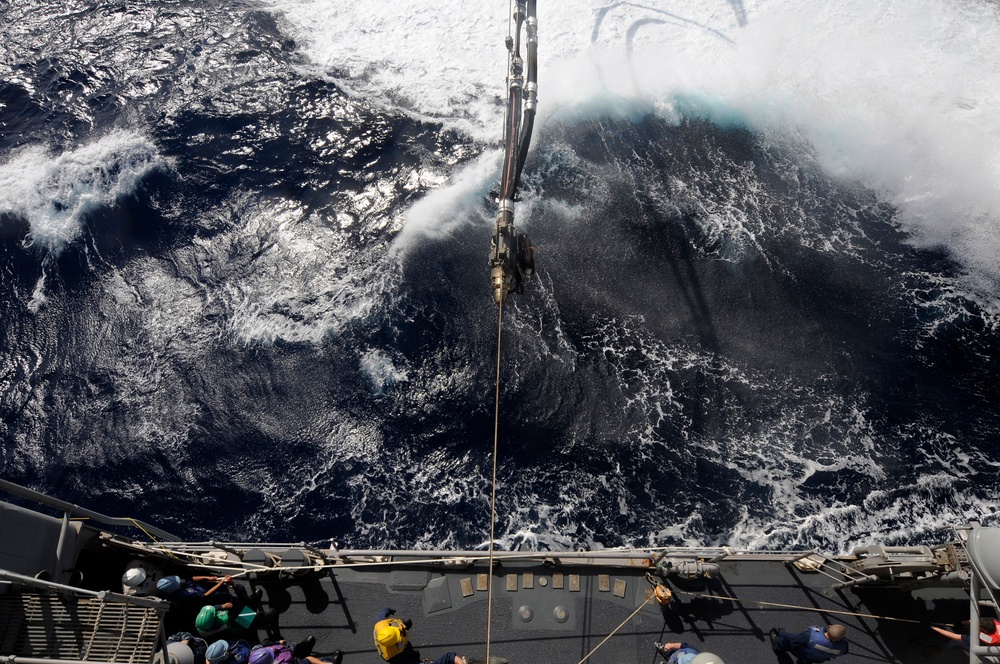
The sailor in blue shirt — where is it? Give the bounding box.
[769,624,849,663]
[653,642,726,664]
[157,575,233,605]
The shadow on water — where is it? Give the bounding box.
[727,1,748,27]
[591,3,735,46]
[588,3,737,98]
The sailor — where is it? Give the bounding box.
[373,607,466,664]
[653,642,726,664]
[930,618,1000,648]
[196,603,248,639]
[205,640,252,664]
[157,574,241,605]
[196,595,276,640]
[769,624,848,663]
[252,637,343,664]
[163,632,209,664]
[122,564,160,596]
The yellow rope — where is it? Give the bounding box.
[577,594,656,664]
[485,299,504,664]
[129,519,179,559]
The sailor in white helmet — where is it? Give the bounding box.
[121,564,160,596]
[654,642,726,664]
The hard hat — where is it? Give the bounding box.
[122,567,147,587]
[154,642,194,664]
[206,641,229,663]
[157,576,182,594]
[249,648,274,664]
[196,606,220,632]
[690,653,726,664]
[167,642,194,664]
[377,625,401,647]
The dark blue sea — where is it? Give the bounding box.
[2,0,999,553]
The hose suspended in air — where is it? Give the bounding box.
[489,0,537,306]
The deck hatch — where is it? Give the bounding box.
[0,593,161,662]
[423,577,452,613]
[388,570,430,591]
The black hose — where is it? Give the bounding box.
[499,0,528,202]
[513,0,537,192]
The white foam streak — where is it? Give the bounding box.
[390,149,502,255]
[0,131,168,253]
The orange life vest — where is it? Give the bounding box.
[980,619,1000,646]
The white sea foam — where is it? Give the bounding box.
[212,196,397,345]
[267,0,1000,295]
[0,131,169,253]
[361,349,409,395]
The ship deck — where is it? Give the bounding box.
[237,555,970,664]
[0,492,981,664]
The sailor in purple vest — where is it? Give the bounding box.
[769,624,849,663]
[252,637,342,664]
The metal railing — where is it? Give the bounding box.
[0,479,178,542]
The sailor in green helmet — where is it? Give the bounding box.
[196,584,278,640]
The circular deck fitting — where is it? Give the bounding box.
[518,605,534,622]
[280,549,312,577]
[539,577,548,587]
[553,606,568,623]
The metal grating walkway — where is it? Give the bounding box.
[0,593,161,663]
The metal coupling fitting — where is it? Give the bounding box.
[491,266,509,305]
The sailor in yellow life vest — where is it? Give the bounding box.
[373,608,466,664]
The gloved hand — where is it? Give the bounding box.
[403,619,412,630]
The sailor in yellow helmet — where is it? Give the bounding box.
[373,608,465,664]
[373,608,410,661]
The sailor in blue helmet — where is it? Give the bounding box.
[204,640,252,664]
[769,624,849,663]
[159,574,262,608]
[157,575,233,604]
[654,642,726,664]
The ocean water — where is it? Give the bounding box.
[2,0,999,553]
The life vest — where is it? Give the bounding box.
[227,640,252,664]
[258,644,295,664]
[800,626,848,662]
[373,618,409,661]
[666,647,700,664]
[979,619,1000,645]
